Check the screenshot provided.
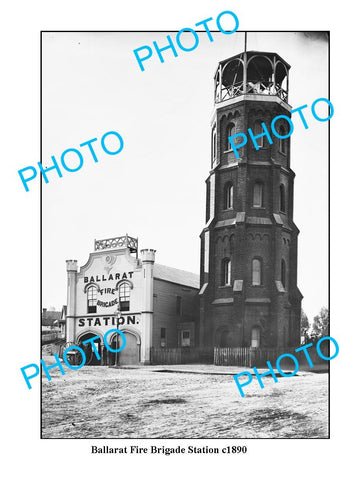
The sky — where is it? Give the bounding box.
[42,31,328,321]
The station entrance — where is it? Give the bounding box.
[108,331,140,366]
[77,333,102,365]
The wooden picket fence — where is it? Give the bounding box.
[214,347,286,368]
[148,344,329,368]
[214,345,329,368]
[214,347,249,366]
[150,347,213,365]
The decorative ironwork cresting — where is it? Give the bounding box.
[94,234,138,253]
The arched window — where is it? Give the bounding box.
[119,282,131,312]
[87,285,97,313]
[253,182,263,207]
[212,126,217,160]
[224,183,233,209]
[251,327,261,348]
[281,259,286,288]
[206,180,211,222]
[253,121,266,148]
[252,258,262,286]
[279,126,287,154]
[221,258,231,286]
[226,123,235,151]
[279,184,286,212]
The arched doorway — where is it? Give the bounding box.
[215,327,229,347]
[77,332,102,365]
[220,329,229,348]
[108,330,140,366]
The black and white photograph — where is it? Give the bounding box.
[41,30,329,439]
[3,0,340,478]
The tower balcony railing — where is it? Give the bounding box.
[218,81,244,102]
[216,81,288,103]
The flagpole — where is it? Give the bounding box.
[243,31,247,94]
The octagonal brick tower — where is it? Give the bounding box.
[199,51,302,349]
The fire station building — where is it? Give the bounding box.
[65,235,199,365]
[64,50,302,366]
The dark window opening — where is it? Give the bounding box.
[253,121,269,148]
[226,123,235,151]
[279,126,287,154]
[279,184,286,213]
[221,258,231,286]
[225,183,233,209]
[281,259,286,288]
[206,180,211,222]
[212,126,217,161]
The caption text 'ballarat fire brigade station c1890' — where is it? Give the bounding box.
[61,50,302,366]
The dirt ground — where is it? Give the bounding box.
[41,364,328,439]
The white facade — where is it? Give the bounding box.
[66,235,155,364]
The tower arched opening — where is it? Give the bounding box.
[220,58,244,101]
[247,55,274,95]
[274,60,289,101]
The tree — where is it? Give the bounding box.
[300,309,309,334]
[311,307,329,339]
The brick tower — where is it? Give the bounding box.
[199,51,302,349]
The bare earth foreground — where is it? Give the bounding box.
[42,365,328,439]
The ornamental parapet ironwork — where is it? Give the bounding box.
[215,80,288,103]
[94,234,138,252]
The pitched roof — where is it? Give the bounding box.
[153,263,199,289]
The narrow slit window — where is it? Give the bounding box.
[252,258,262,286]
[225,183,233,209]
[281,259,286,288]
[226,123,235,151]
[253,182,263,207]
[212,126,217,160]
[221,258,231,286]
[253,121,264,148]
[280,184,286,212]
[279,126,287,154]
